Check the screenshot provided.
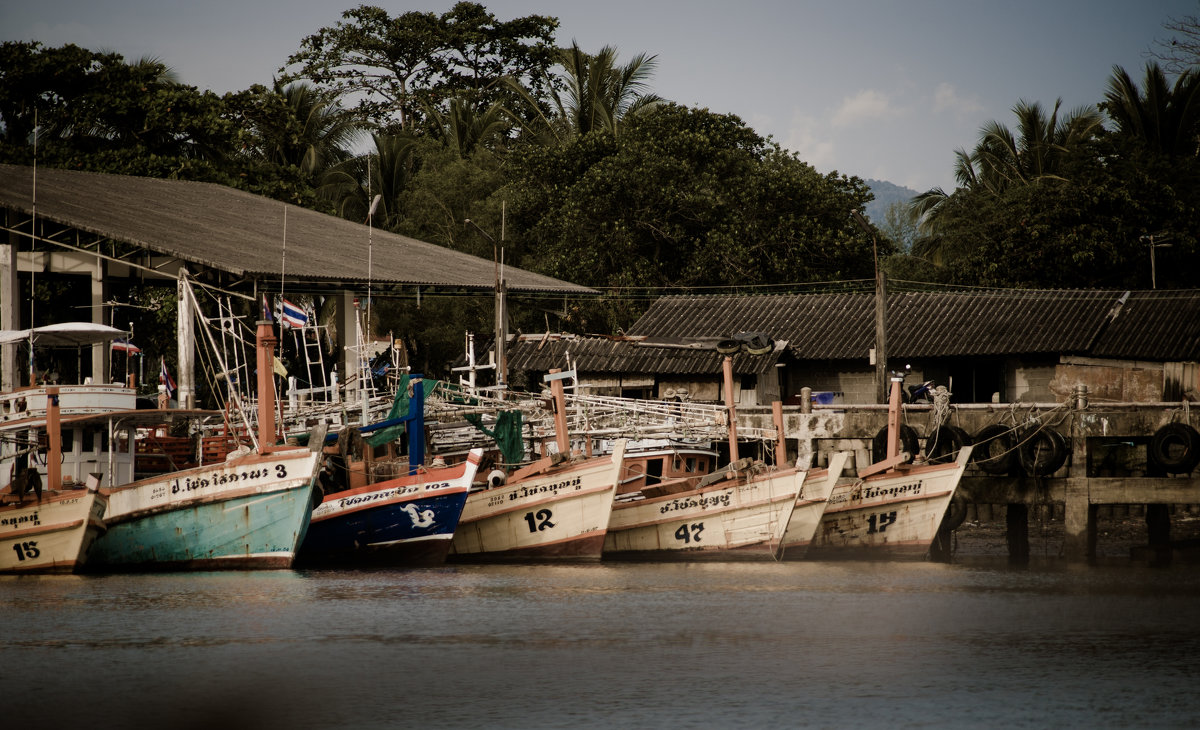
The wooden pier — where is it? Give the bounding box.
[740,387,1200,563]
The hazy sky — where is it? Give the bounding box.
[3,1,1193,192]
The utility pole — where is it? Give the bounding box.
[1141,234,1172,290]
[465,218,507,390]
[852,211,888,403]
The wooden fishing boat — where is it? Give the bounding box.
[1,385,108,574]
[298,452,480,566]
[794,376,972,560]
[447,371,626,562]
[602,360,845,561]
[603,456,808,560]
[297,375,482,567]
[448,438,626,561]
[772,452,850,560]
[86,308,322,570]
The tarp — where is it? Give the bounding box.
[0,322,128,347]
[465,409,524,468]
[363,374,437,449]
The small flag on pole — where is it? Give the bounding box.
[111,338,141,355]
[160,357,176,398]
[261,294,273,323]
[280,298,307,329]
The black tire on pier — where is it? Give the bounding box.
[1018,427,1068,476]
[872,425,920,464]
[925,425,972,464]
[940,492,969,531]
[972,424,1017,475]
[1148,423,1200,474]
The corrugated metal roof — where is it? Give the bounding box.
[1089,291,1200,360]
[505,335,784,377]
[0,164,593,295]
[629,290,1200,362]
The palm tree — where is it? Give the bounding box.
[504,42,663,142]
[909,99,1103,240]
[972,99,1104,191]
[1104,62,1200,158]
[318,131,417,226]
[262,81,361,179]
[422,95,512,157]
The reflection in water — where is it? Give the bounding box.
[3,562,1199,729]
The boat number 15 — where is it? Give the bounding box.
[523,509,555,532]
[11,541,40,561]
[867,511,898,534]
[674,523,704,543]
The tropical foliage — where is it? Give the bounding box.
[2,7,1200,374]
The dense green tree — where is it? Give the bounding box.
[504,104,876,332]
[281,3,558,131]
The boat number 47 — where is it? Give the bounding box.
[866,511,898,534]
[674,523,704,543]
[11,541,40,561]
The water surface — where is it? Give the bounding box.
[3,561,1198,729]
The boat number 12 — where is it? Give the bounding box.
[674,523,704,543]
[523,509,555,533]
[11,541,40,561]
[867,511,898,534]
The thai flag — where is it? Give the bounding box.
[160,357,176,398]
[280,298,307,329]
[111,338,141,355]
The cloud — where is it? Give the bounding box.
[932,82,983,117]
[781,112,836,171]
[831,90,892,128]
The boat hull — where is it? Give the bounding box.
[0,490,108,574]
[448,442,625,562]
[297,453,480,567]
[797,447,972,560]
[603,465,808,561]
[776,452,851,559]
[87,448,320,571]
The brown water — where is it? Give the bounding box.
[3,561,1199,729]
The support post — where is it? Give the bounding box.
[1,239,19,390]
[255,318,279,452]
[91,257,107,384]
[176,270,195,409]
[1062,479,1094,562]
[548,368,570,456]
[722,356,739,463]
[772,401,787,467]
[46,386,61,490]
[875,270,889,404]
[885,375,902,461]
[1006,503,1030,566]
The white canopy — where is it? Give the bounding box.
[0,322,129,347]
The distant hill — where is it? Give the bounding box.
[863,179,920,224]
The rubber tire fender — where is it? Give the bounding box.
[872,424,919,464]
[925,425,972,464]
[972,424,1017,475]
[1149,423,1200,474]
[940,492,968,531]
[1017,427,1068,476]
